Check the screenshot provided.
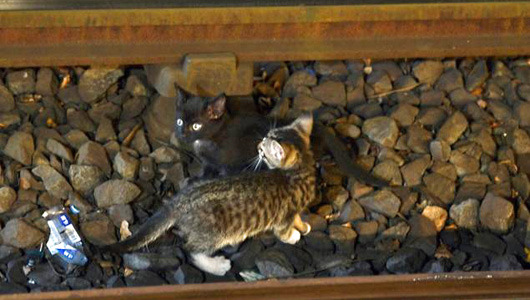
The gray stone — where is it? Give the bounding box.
[0,112,20,128]
[479,192,514,234]
[314,61,349,79]
[513,173,530,200]
[449,151,480,177]
[449,199,479,230]
[6,69,35,95]
[380,222,410,242]
[131,128,151,156]
[304,231,334,253]
[292,93,322,111]
[353,221,378,244]
[449,87,477,107]
[366,70,392,95]
[393,75,418,90]
[353,103,383,119]
[88,101,121,123]
[405,215,437,256]
[125,270,167,287]
[0,84,15,112]
[312,81,346,107]
[389,104,419,127]
[69,164,104,196]
[170,264,204,284]
[78,68,123,103]
[420,90,444,107]
[386,247,426,274]
[488,101,512,122]
[455,182,486,203]
[431,161,458,181]
[511,128,530,155]
[430,140,451,161]
[362,116,399,147]
[94,179,141,208]
[4,131,34,165]
[417,107,447,129]
[114,151,139,180]
[371,60,403,81]
[68,192,93,215]
[334,123,361,139]
[423,173,455,204]
[150,146,180,164]
[469,129,496,157]
[465,60,489,91]
[515,101,530,127]
[67,109,96,133]
[46,138,74,162]
[64,129,90,150]
[412,60,444,85]
[401,155,431,186]
[324,186,349,209]
[95,117,116,143]
[80,216,117,246]
[76,141,112,175]
[143,95,178,147]
[473,232,505,255]
[358,190,401,218]
[514,66,530,84]
[283,70,317,98]
[517,84,530,101]
[434,68,463,93]
[108,204,134,227]
[35,68,59,96]
[437,111,468,145]
[122,96,148,120]
[328,225,357,254]
[255,249,294,278]
[32,165,72,199]
[406,124,432,154]
[0,187,16,213]
[338,200,365,223]
[302,213,327,232]
[377,148,405,166]
[0,219,44,248]
[125,75,148,97]
[489,255,523,271]
[372,160,402,186]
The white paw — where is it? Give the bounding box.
[191,253,231,276]
[284,229,301,245]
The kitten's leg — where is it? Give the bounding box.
[274,225,301,245]
[190,252,231,276]
[293,214,311,235]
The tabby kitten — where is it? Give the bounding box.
[174,91,388,187]
[103,114,316,276]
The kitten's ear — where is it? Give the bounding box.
[292,113,313,137]
[206,94,227,120]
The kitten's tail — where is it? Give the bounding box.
[313,122,389,188]
[101,205,178,253]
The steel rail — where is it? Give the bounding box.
[0,2,529,67]
[1,270,530,299]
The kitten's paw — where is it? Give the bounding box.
[301,223,311,235]
[284,229,301,245]
[191,253,231,276]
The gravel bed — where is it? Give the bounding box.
[0,58,529,293]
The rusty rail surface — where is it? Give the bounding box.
[0,2,529,67]
[1,270,530,300]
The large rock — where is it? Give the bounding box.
[449,199,480,230]
[6,69,35,95]
[412,60,444,85]
[437,111,468,145]
[362,116,399,147]
[80,216,117,246]
[143,95,178,147]
[0,219,44,248]
[358,190,401,218]
[0,84,15,112]
[32,165,73,199]
[0,187,16,213]
[479,193,514,234]
[94,179,141,208]
[69,164,104,196]
[3,131,34,165]
[76,141,112,176]
[46,138,74,162]
[312,81,346,107]
[78,68,124,103]
[114,151,139,180]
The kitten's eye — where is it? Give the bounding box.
[192,123,202,131]
[176,119,183,126]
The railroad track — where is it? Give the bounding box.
[1,1,530,299]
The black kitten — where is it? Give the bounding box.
[174,90,388,187]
